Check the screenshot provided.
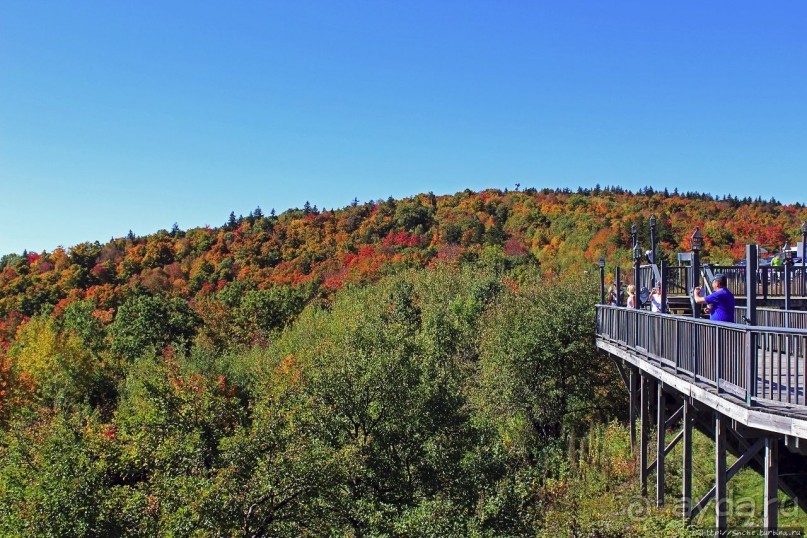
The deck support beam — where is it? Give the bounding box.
[629,368,638,452]
[764,437,779,529]
[715,413,727,531]
[665,404,683,431]
[691,438,765,519]
[646,429,683,474]
[682,399,693,521]
[640,373,649,496]
[656,384,666,507]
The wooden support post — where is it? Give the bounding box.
[629,368,637,452]
[764,437,778,529]
[656,384,666,507]
[715,413,727,531]
[692,438,765,520]
[640,374,649,497]
[682,399,693,521]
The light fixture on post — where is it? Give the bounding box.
[690,227,703,252]
[784,243,794,264]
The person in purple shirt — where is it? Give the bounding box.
[694,273,735,322]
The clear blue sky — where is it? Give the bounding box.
[1,1,805,255]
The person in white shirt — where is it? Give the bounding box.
[649,286,662,313]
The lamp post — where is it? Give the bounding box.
[691,228,703,318]
[801,222,807,297]
[784,243,794,311]
[631,224,638,249]
[599,257,606,305]
[633,242,642,309]
[649,215,657,288]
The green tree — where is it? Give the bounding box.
[110,295,199,362]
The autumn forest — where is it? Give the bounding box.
[1,187,806,536]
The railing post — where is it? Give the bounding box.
[762,265,769,300]
[745,245,758,405]
[650,215,657,288]
[691,244,701,319]
[634,247,642,310]
[802,222,807,298]
[599,260,606,305]
[660,260,668,314]
[784,260,792,312]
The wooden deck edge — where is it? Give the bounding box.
[596,339,807,440]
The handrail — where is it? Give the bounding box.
[596,304,807,408]
[734,306,807,330]
[706,264,805,299]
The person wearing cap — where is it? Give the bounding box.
[694,274,735,322]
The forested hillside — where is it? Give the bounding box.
[0,187,805,535]
[2,187,805,351]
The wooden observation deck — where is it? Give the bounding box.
[597,243,807,531]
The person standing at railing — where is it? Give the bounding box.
[649,286,662,312]
[694,273,735,322]
[772,253,783,284]
[626,284,637,308]
[609,283,621,306]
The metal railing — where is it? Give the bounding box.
[757,266,806,298]
[597,305,807,407]
[708,265,746,297]
[616,264,804,303]
[637,265,655,291]
[734,306,807,330]
[666,265,691,295]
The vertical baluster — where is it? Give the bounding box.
[716,327,722,392]
[777,334,783,402]
[801,335,806,406]
[788,334,793,404]
[759,333,768,398]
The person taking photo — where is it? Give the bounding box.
[694,273,735,322]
